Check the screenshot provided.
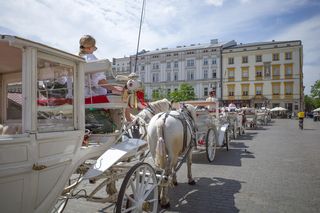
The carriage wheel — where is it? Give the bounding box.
[116,162,158,213]
[206,128,217,162]
[224,130,229,151]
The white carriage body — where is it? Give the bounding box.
[0,35,129,213]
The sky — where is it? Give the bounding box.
[1,0,319,94]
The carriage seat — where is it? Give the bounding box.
[0,124,22,135]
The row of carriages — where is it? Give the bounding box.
[185,101,272,162]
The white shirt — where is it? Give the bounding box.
[82,54,108,97]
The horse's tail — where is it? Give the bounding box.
[155,118,166,168]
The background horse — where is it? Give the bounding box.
[147,104,197,208]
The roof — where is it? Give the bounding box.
[223,40,302,49]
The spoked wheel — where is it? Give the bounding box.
[116,162,158,213]
[206,128,217,162]
[224,129,229,151]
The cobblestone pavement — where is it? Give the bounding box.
[64,118,320,213]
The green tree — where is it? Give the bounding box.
[311,80,320,98]
[304,95,315,112]
[168,83,195,102]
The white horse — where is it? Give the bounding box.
[147,103,198,208]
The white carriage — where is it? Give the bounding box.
[0,35,158,213]
[182,100,230,162]
[242,107,258,129]
[223,108,245,139]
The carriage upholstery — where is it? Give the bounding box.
[0,124,22,135]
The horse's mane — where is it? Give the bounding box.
[148,98,170,112]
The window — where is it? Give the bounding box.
[203,70,208,79]
[141,65,145,71]
[285,52,292,60]
[212,58,217,65]
[166,62,171,69]
[212,69,217,78]
[242,67,249,80]
[152,63,159,70]
[187,59,195,67]
[166,71,171,81]
[255,66,263,78]
[174,72,178,81]
[174,61,179,68]
[166,54,171,57]
[6,81,22,120]
[187,70,194,80]
[255,84,263,95]
[173,53,179,56]
[37,56,75,132]
[285,64,293,77]
[187,51,194,55]
[242,56,248,63]
[152,73,159,82]
[272,53,279,61]
[152,55,159,59]
[285,82,293,95]
[228,57,234,65]
[272,83,280,95]
[228,85,235,96]
[140,72,145,82]
[203,58,208,65]
[228,68,235,80]
[256,55,262,62]
[242,84,249,96]
[204,87,208,96]
[272,65,280,79]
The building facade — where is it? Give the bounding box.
[222,40,303,113]
[112,39,304,113]
[127,39,237,101]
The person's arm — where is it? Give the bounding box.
[98,79,123,94]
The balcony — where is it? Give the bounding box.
[272,74,280,80]
[285,74,293,79]
[228,77,235,82]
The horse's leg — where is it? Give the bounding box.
[171,156,179,186]
[187,149,196,185]
[159,157,171,208]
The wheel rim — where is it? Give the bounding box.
[206,128,216,162]
[117,163,158,213]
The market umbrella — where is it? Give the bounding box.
[270,107,287,112]
[313,107,320,112]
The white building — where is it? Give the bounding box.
[125,39,236,101]
[222,40,303,113]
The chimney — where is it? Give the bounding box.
[210,39,218,44]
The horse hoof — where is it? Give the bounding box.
[161,202,170,209]
[188,180,196,185]
[173,181,178,186]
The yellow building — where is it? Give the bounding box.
[222,40,303,113]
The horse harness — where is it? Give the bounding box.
[157,109,196,153]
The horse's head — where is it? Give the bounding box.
[127,79,143,91]
[180,103,197,124]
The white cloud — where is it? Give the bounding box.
[205,0,225,7]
